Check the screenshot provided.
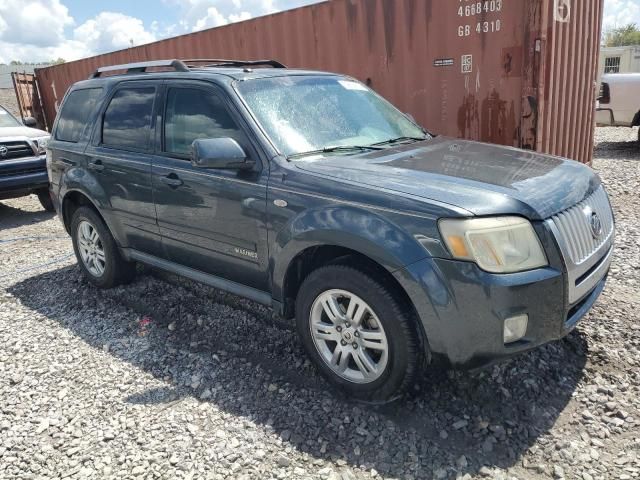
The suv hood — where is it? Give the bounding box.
[293,137,600,220]
[0,126,49,138]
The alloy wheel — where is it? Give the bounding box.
[77,220,106,277]
[309,289,389,384]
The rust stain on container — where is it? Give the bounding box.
[34,0,603,164]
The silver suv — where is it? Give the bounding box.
[0,104,52,210]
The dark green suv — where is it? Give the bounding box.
[48,59,614,402]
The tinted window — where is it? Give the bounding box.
[164,88,246,156]
[55,88,102,142]
[103,87,155,150]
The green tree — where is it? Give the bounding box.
[604,23,640,47]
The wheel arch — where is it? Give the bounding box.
[61,189,112,239]
[276,243,431,362]
[271,205,429,296]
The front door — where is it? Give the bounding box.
[151,83,269,291]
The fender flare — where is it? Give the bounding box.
[59,169,122,244]
[271,205,428,301]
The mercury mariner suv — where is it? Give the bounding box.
[47,59,615,402]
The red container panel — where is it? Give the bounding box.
[34,0,603,164]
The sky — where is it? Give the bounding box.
[0,0,639,64]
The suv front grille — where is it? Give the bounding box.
[546,185,615,305]
[0,141,35,160]
[549,186,614,265]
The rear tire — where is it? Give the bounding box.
[36,189,54,212]
[296,265,422,403]
[70,206,136,288]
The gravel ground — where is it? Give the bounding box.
[0,128,639,480]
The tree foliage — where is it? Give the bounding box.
[604,23,640,47]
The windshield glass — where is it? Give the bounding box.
[0,106,20,127]
[236,76,427,157]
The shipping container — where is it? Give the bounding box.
[32,0,603,164]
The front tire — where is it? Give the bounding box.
[36,189,55,212]
[296,265,422,403]
[70,206,136,288]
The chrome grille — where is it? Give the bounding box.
[549,186,614,265]
[0,141,35,160]
[546,185,615,305]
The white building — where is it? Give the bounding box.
[598,45,640,78]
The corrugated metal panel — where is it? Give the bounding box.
[34,0,603,164]
[539,0,603,164]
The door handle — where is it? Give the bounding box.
[160,173,183,188]
[59,157,75,166]
[87,159,104,172]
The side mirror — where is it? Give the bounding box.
[23,117,37,127]
[191,138,254,170]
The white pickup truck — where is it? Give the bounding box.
[596,73,640,141]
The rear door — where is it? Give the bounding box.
[48,87,103,190]
[151,81,270,291]
[85,81,162,255]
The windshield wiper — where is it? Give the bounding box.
[287,144,385,160]
[372,136,429,146]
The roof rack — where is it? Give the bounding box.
[90,59,189,78]
[182,59,287,69]
[89,58,287,79]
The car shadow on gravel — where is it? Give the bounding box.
[594,141,640,161]
[0,200,55,229]
[9,265,589,478]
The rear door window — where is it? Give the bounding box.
[163,87,247,157]
[55,88,102,142]
[102,87,156,150]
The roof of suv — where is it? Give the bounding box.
[71,59,336,90]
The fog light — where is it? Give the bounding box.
[503,314,528,344]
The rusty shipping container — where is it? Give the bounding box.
[33,0,603,164]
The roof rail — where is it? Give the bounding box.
[89,59,189,78]
[183,59,287,69]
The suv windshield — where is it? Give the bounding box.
[0,106,20,128]
[236,76,428,157]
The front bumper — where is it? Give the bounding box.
[394,253,610,369]
[0,155,48,200]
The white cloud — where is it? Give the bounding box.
[192,7,228,32]
[0,0,72,48]
[165,0,321,34]
[0,2,157,63]
[0,0,322,63]
[603,0,640,31]
[0,0,79,62]
[73,12,156,52]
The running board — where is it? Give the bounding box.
[128,250,272,306]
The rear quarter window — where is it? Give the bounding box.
[55,88,102,142]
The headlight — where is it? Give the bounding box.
[33,136,50,155]
[438,216,548,273]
